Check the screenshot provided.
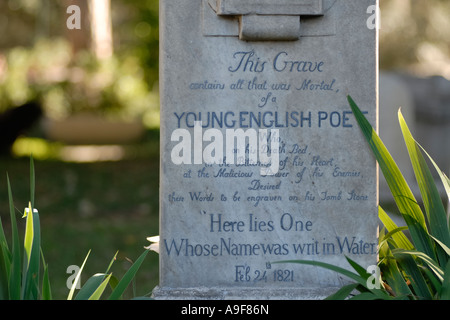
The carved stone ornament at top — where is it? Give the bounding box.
[215,0,324,16]
[209,0,324,41]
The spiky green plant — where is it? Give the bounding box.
[0,157,49,300]
[276,96,450,300]
[0,157,150,300]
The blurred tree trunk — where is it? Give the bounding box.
[63,0,113,59]
[88,0,113,59]
[63,0,90,53]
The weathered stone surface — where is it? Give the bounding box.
[156,0,378,299]
[239,15,301,41]
[216,0,324,16]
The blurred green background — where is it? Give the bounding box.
[0,0,160,299]
[0,0,449,299]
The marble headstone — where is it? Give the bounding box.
[155,0,379,299]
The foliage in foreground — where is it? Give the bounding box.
[276,95,450,300]
[0,157,150,300]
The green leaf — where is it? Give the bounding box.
[348,96,435,260]
[417,141,450,205]
[273,259,390,300]
[41,250,52,300]
[42,266,51,300]
[75,251,119,300]
[324,283,360,300]
[430,235,450,257]
[381,257,413,299]
[275,259,364,284]
[105,251,118,274]
[108,250,149,300]
[379,225,409,250]
[30,155,35,209]
[23,203,34,268]
[0,243,10,299]
[88,273,112,300]
[7,174,21,300]
[108,275,120,292]
[348,96,424,225]
[21,203,41,300]
[416,142,450,236]
[0,202,9,254]
[440,260,450,299]
[23,157,41,299]
[403,214,438,263]
[379,206,413,250]
[393,249,444,282]
[395,253,433,300]
[399,111,450,259]
[0,177,12,299]
[421,267,442,295]
[75,273,109,300]
[348,292,382,300]
[345,256,370,280]
[68,250,91,300]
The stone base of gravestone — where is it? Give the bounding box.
[152,286,339,300]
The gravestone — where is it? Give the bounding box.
[155,0,379,299]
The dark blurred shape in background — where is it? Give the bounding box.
[0,100,42,155]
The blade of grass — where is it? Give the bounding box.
[324,283,360,300]
[440,260,450,299]
[108,275,119,292]
[75,252,118,300]
[275,259,365,284]
[399,111,450,257]
[345,256,371,280]
[0,206,9,253]
[31,207,41,299]
[273,259,390,299]
[348,292,382,300]
[403,214,438,262]
[22,204,41,300]
[24,157,41,300]
[421,267,442,295]
[67,250,91,300]
[379,225,409,250]
[0,243,9,299]
[382,256,413,299]
[348,95,436,260]
[88,273,112,300]
[379,206,413,250]
[348,96,425,226]
[395,254,433,300]
[22,203,34,266]
[42,266,51,300]
[41,250,52,300]
[105,252,119,291]
[21,202,35,299]
[417,141,450,230]
[108,250,149,300]
[105,251,118,274]
[7,174,20,300]
[0,177,11,299]
[430,235,450,256]
[393,249,444,282]
[417,141,450,201]
[30,156,35,209]
[75,273,109,300]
